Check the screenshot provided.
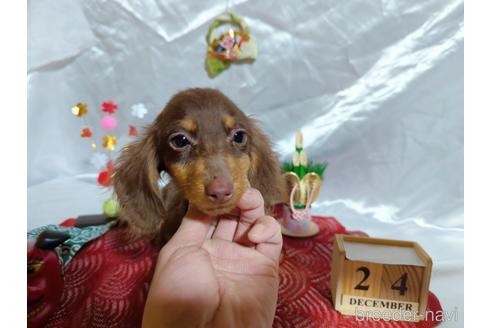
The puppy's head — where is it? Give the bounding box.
[113,88,281,238]
[155,89,262,215]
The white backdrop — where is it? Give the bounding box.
[27,0,463,326]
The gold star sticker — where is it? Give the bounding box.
[102,135,117,151]
[71,103,88,117]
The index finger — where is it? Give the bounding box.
[167,205,213,249]
[155,206,213,271]
[233,188,265,245]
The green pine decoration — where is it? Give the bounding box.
[282,130,328,179]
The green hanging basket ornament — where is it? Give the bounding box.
[205,13,258,77]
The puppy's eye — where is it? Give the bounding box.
[232,130,247,145]
[170,134,191,150]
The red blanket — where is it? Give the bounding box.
[43,217,442,327]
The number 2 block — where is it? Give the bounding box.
[341,261,383,298]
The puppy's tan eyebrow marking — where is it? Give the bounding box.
[222,115,235,129]
[180,118,197,132]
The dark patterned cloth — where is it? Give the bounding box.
[28,222,114,267]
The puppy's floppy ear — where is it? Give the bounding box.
[248,123,283,211]
[112,128,165,240]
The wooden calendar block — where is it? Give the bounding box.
[330,234,432,322]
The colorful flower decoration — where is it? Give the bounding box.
[71,100,141,190]
[72,103,98,150]
[100,115,117,130]
[102,135,117,151]
[131,103,148,119]
[101,101,118,114]
[80,128,92,138]
[71,103,88,117]
[206,13,257,77]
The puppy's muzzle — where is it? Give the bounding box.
[205,178,233,204]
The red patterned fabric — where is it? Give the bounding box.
[43,229,156,327]
[43,216,442,327]
[274,217,442,328]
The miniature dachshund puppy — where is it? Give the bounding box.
[112,88,282,245]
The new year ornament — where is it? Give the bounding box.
[206,13,258,77]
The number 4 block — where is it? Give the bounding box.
[330,234,432,322]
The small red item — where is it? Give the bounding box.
[80,128,92,138]
[97,170,111,187]
[129,125,137,136]
[97,161,114,187]
[101,101,118,114]
[59,218,77,227]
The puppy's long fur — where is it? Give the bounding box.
[112,88,282,245]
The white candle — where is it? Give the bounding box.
[295,129,303,149]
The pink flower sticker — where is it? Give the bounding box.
[221,36,234,49]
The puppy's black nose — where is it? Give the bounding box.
[206,179,233,204]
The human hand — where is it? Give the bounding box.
[142,188,283,328]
